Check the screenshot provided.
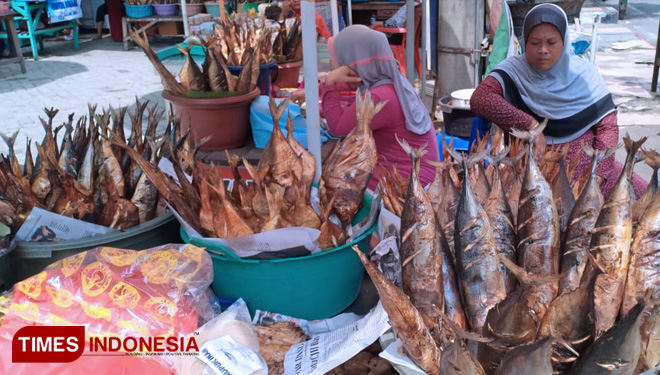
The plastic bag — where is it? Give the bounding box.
[250,96,331,149]
[174,299,268,375]
[0,244,214,375]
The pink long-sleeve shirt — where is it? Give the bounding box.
[320,83,439,191]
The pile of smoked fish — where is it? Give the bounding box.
[0,101,175,236]
[115,92,382,250]
[362,121,660,375]
[131,15,268,96]
[272,18,303,64]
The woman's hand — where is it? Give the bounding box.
[370,21,384,29]
[291,89,305,105]
[324,66,362,86]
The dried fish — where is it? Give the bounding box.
[258,98,302,198]
[398,138,444,329]
[493,337,554,375]
[130,30,186,95]
[558,143,609,294]
[285,113,315,200]
[0,130,21,176]
[353,246,442,375]
[591,135,646,337]
[567,300,646,375]
[320,90,383,225]
[632,149,660,224]
[484,146,517,295]
[452,148,506,333]
[131,137,164,224]
[512,121,560,320]
[179,44,206,92]
[317,194,346,250]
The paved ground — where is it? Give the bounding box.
[0,0,659,181]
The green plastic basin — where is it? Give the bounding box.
[181,195,376,320]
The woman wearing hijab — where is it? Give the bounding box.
[470,3,647,198]
[320,25,439,190]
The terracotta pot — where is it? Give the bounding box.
[273,59,303,90]
[163,88,261,151]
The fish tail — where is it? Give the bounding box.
[225,150,239,170]
[466,149,488,169]
[623,133,647,158]
[622,134,647,174]
[285,111,295,139]
[206,178,228,202]
[242,157,267,186]
[356,89,387,134]
[44,107,59,122]
[147,137,165,158]
[440,128,454,162]
[426,159,448,171]
[396,135,428,160]
[499,254,562,287]
[322,193,337,221]
[641,149,660,171]
[510,118,548,142]
[444,144,464,165]
[486,145,511,168]
[130,30,150,51]
[0,130,18,149]
[268,97,290,129]
[177,44,190,57]
[544,144,568,164]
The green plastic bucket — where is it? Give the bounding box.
[181,195,376,320]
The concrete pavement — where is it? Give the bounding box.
[0,0,659,181]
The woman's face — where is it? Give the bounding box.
[525,23,564,71]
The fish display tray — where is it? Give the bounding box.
[181,195,377,320]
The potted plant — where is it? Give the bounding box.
[131,29,263,151]
[124,0,154,18]
[153,0,178,17]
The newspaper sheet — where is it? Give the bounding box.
[14,207,118,258]
[379,336,426,375]
[281,302,391,375]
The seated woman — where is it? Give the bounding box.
[470,3,647,198]
[319,25,439,190]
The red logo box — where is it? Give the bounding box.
[12,326,85,363]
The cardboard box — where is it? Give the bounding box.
[158,21,184,36]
